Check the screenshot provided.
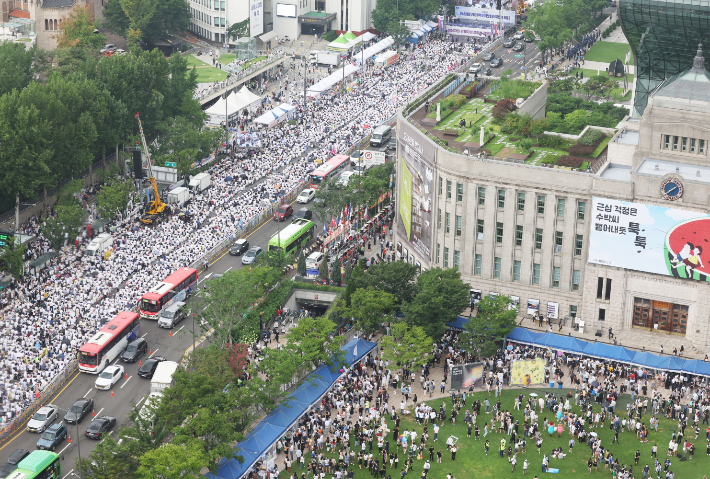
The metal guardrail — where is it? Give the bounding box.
[0,359,78,444]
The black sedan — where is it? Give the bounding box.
[482,52,495,61]
[386,138,397,151]
[483,67,492,76]
[120,338,148,363]
[64,398,94,424]
[229,239,249,256]
[85,416,116,439]
[512,43,525,52]
[490,58,503,68]
[137,356,167,379]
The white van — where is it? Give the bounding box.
[306,251,324,270]
[370,125,392,147]
[85,233,113,256]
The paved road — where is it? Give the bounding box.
[0,193,328,475]
[485,40,542,79]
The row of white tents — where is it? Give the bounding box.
[205,86,262,126]
[307,36,395,97]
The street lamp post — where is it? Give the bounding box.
[57,407,84,479]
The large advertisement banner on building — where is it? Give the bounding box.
[589,197,710,281]
[250,0,264,37]
[397,122,436,267]
[510,359,546,386]
[451,363,484,390]
[455,6,515,23]
[399,161,413,240]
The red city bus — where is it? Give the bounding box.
[78,312,140,373]
[309,154,350,189]
[139,267,198,320]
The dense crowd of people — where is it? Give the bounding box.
[0,36,475,433]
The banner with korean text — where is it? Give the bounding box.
[589,197,710,281]
[510,359,546,386]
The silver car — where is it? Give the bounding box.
[241,246,263,265]
[27,405,58,433]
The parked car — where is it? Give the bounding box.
[503,39,515,48]
[138,356,167,379]
[241,246,263,265]
[0,450,30,478]
[294,208,313,220]
[36,423,68,451]
[483,52,495,61]
[296,189,316,204]
[64,398,94,424]
[469,62,482,73]
[100,43,117,53]
[27,405,58,433]
[120,338,148,363]
[512,43,524,52]
[229,238,249,255]
[274,204,294,221]
[95,365,125,390]
[85,416,116,440]
[386,138,397,151]
[490,58,503,68]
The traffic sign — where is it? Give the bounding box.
[363,150,386,162]
[515,54,523,58]
[165,162,177,168]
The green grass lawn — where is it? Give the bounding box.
[277,388,710,479]
[186,54,210,66]
[219,53,236,64]
[585,42,635,65]
[591,136,612,157]
[186,54,228,82]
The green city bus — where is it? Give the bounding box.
[7,451,61,479]
[268,218,315,253]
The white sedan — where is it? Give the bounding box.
[95,365,125,390]
[297,189,316,204]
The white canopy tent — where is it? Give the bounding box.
[205,86,262,126]
[361,31,377,42]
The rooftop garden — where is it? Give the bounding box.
[486,74,540,102]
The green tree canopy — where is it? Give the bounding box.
[401,267,469,338]
[285,317,345,371]
[380,322,432,373]
[340,286,396,334]
[354,260,418,305]
[0,42,39,96]
[56,5,107,51]
[461,294,517,358]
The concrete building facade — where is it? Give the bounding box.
[394,46,710,354]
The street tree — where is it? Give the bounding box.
[380,322,432,373]
[96,175,133,219]
[297,251,307,276]
[137,442,208,479]
[195,267,275,347]
[340,286,395,334]
[461,293,517,358]
[523,2,570,63]
[401,267,469,339]
[318,256,329,281]
[0,42,38,96]
[56,5,107,51]
[354,260,418,305]
[0,90,52,230]
[285,317,346,371]
[386,21,412,47]
[1,241,26,280]
[103,0,190,44]
[75,435,140,478]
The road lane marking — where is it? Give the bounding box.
[62,469,74,479]
[58,444,71,455]
[86,389,93,398]
[224,267,232,272]
[100,431,115,444]
[141,333,148,338]
[175,325,185,334]
[96,408,104,417]
[136,396,146,406]
[149,350,159,357]
[120,376,132,388]
[198,272,213,284]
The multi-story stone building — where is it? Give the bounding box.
[394,45,710,354]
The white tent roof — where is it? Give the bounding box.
[254,103,295,125]
[361,31,377,42]
[236,85,261,106]
[205,96,228,116]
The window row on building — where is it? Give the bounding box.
[661,134,706,154]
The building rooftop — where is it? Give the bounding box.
[302,11,331,17]
[42,0,75,8]
[600,163,632,181]
[635,158,710,185]
[615,130,639,145]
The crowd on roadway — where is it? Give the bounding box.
[0,36,476,433]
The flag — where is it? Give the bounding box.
[365,203,369,220]
[331,217,336,228]
[323,223,327,233]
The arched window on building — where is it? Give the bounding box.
[45,18,49,30]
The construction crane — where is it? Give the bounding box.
[135,112,167,225]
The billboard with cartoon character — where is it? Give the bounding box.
[589,197,710,280]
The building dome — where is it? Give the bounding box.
[652,44,710,104]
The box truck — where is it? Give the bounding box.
[317,51,341,66]
[85,233,114,257]
[188,173,211,194]
[374,51,399,68]
[167,186,191,206]
[150,361,179,393]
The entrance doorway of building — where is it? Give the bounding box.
[301,24,325,35]
[632,297,688,334]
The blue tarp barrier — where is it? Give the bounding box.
[505,328,710,377]
[445,315,470,332]
[206,337,378,479]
